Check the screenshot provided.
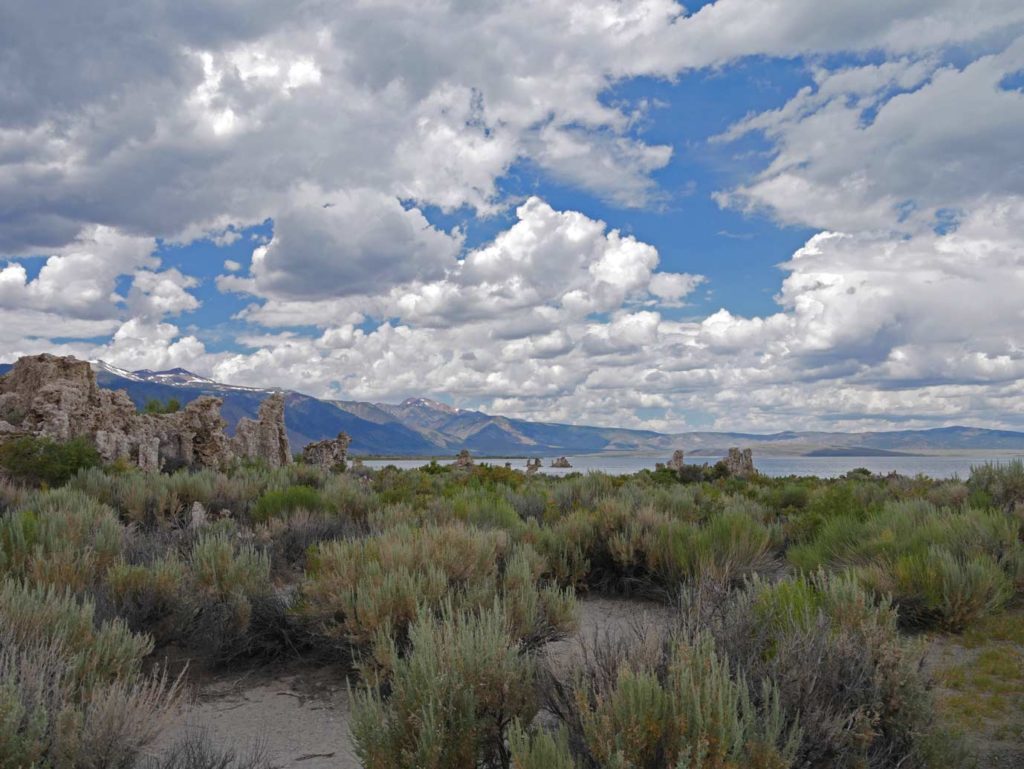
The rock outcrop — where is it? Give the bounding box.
[722,447,755,478]
[454,449,474,468]
[232,392,291,467]
[667,450,685,472]
[302,432,350,470]
[551,456,572,468]
[526,458,542,475]
[0,353,286,472]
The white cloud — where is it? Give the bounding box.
[0,226,155,319]
[715,40,1024,230]
[127,269,201,318]
[3,1,1024,432]
[249,188,462,300]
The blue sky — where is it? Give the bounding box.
[2,1,1024,432]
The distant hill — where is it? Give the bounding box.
[3,360,1024,456]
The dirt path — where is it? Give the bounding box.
[151,663,360,769]
[923,608,1024,769]
[150,596,677,768]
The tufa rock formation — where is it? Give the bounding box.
[302,432,350,470]
[232,392,291,467]
[526,458,542,475]
[722,447,755,478]
[454,449,474,468]
[666,449,685,472]
[551,456,572,468]
[0,354,291,472]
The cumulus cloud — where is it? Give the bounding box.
[3,0,1024,432]
[0,226,156,319]
[250,189,462,300]
[715,40,1024,230]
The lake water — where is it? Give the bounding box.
[363,453,1024,479]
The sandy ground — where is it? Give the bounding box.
[150,596,677,768]
[151,663,360,769]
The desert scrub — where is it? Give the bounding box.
[0,639,181,769]
[140,730,274,769]
[105,555,188,642]
[448,485,525,531]
[186,531,281,659]
[789,501,1022,629]
[531,631,799,769]
[250,484,328,522]
[351,601,540,769]
[968,458,1024,512]
[103,529,287,659]
[0,581,179,768]
[680,573,934,769]
[535,500,780,594]
[0,578,153,688]
[0,434,101,487]
[298,523,576,664]
[0,488,123,591]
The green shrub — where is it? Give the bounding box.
[859,548,1012,631]
[536,501,780,594]
[187,532,277,658]
[143,397,181,414]
[106,556,188,641]
[508,725,578,769]
[0,488,123,591]
[251,484,327,522]
[351,601,539,769]
[535,630,799,769]
[0,640,181,769]
[969,459,1024,512]
[789,502,1021,629]
[298,524,575,665]
[0,435,100,487]
[680,573,934,768]
[0,578,177,768]
[449,486,524,530]
[0,578,153,690]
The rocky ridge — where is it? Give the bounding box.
[0,354,291,471]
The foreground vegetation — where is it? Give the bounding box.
[2,438,1023,768]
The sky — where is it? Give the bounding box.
[2,0,1024,434]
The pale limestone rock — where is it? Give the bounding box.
[551,456,572,468]
[667,450,685,472]
[454,449,474,468]
[189,501,208,529]
[231,392,291,467]
[0,354,255,472]
[302,432,350,470]
[526,458,542,475]
[722,447,755,478]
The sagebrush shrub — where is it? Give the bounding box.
[250,484,327,522]
[679,573,933,769]
[299,524,575,667]
[0,578,152,688]
[0,640,181,769]
[789,502,1021,629]
[351,601,540,769]
[531,630,799,769]
[140,730,273,769]
[187,532,277,658]
[0,488,123,591]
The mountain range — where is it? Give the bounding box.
[2,361,1024,457]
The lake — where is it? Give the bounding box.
[362,453,1024,479]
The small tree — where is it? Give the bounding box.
[143,398,181,415]
[0,436,101,487]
